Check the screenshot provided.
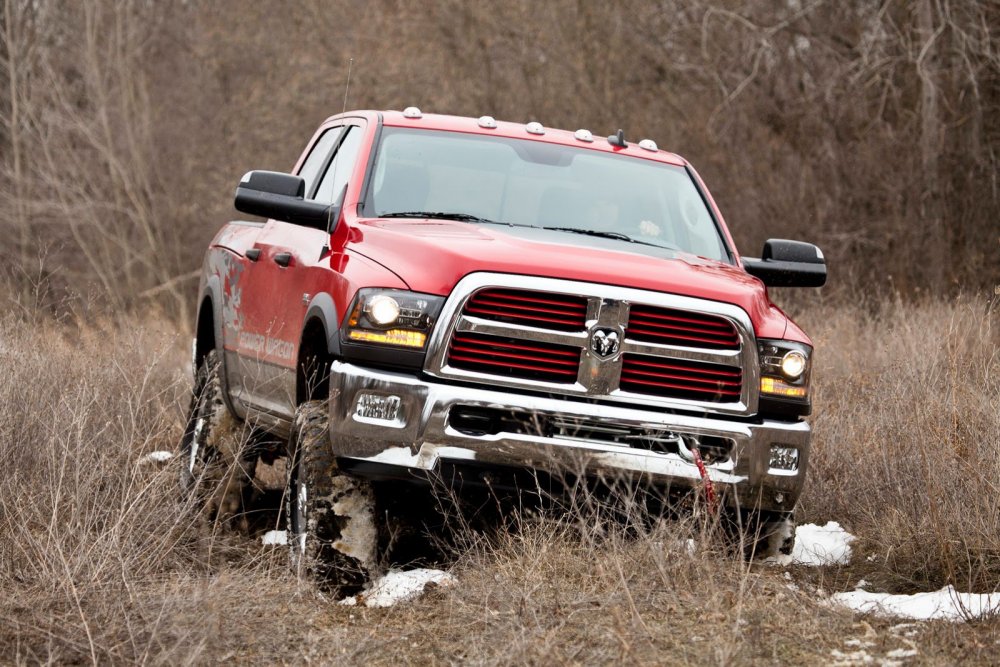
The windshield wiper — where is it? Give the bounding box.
[380,211,497,224]
[379,214,679,250]
[379,211,542,229]
[541,226,679,251]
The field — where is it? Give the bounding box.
[1,295,998,665]
[3,1,999,663]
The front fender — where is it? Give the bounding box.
[302,291,341,358]
[197,248,246,420]
[199,274,226,364]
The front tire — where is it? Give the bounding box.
[285,400,380,592]
[739,509,796,560]
[178,350,257,527]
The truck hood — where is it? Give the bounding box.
[346,218,798,340]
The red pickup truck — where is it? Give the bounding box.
[181,109,826,589]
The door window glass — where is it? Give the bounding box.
[314,126,364,203]
[297,127,344,197]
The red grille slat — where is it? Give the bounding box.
[624,357,742,378]
[627,319,736,338]
[463,288,588,331]
[626,305,739,350]
[620,375,742,397]
[450,338,579,358]
[464,306,582,328]
[469,296,585,317]
[620,367,742,388]
[447,332,580,384]
[448,354,574,376]
[620,354,743,403]
[450,344,579,368]
[628,310,735,331]
[473,289,588,311]
[625,328,738,347]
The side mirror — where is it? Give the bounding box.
[743,239,827,288]
[234,170,337,231]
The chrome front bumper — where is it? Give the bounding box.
[328,362,810,513]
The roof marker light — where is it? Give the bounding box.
[574,129,594,142]
[525,121,545,135]
[402,106,422,119]
[478,115,497,129]
[638,138,658,152]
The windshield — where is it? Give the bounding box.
[366,128,731,262]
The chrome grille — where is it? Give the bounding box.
[426,274,759,416]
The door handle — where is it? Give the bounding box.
[274,252,292,267]
[245,248,261,262]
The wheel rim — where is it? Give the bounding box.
[288,451,309,557]
[181,376,220,491]
[295,480,308,554]
[188,416,205,477]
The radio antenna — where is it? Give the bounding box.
[325,58,355,237]
[342,57,354,114]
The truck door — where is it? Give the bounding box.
[235,122,366,425]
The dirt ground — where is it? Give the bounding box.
[1,296,998,665]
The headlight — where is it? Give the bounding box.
[365,295,401,326]
[758,340,811,399]
[780,350,807,379]
[344,288,444,349]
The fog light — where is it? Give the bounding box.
[768,445,799,472]
[355,393,401,423]
[760,376,807,398]
[347,329,427,347]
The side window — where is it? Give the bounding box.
[297,127,344,197]
[314,126,364,204]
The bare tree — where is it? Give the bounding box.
[1,0,998,313]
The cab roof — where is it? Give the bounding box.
[325,109,689,168]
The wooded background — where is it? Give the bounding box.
[2,0,998,318]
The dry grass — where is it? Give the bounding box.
[798,295,1000,593]
[1,297,998,664]
[0,315,293,664]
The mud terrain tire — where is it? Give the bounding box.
[178,350,257,527]
[286,400,380,593]
[741,510,795,560]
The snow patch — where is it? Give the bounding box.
[775,521,855,566]
[831,645,921,666]
[340,568,456,608]
[141,450,174,464]
[362,446,419,467]
[261,530,287,546]
[831,585,1000,621]
[829,648,874,665]
[888,623,920,638]
[327,477,377,568]
[886,648,918,659]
